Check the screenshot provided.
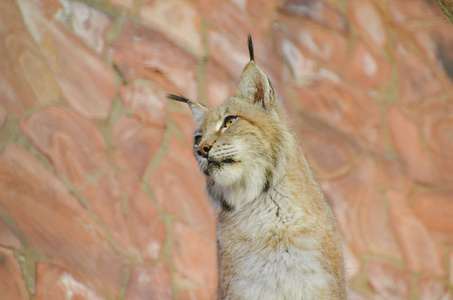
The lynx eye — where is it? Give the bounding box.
[223,116,238,129]
[194,135,202,146]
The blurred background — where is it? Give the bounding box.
[1,0,453,299]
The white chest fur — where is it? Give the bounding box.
[217,188,338,300]
[225,245,333,300]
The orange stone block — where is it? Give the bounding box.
[0,145,128,298]
[125,263,173,300]
[321,158,400,257]
[0,247,29,300]
[417,277,453,300]
[108,22,198,99]
[171,222,217,291]
[367,261,410,299]
[149,136,216,239]
[387,189,446,276]
[412,189,453,244]
[386,104,438,184]
[35,263,103,300]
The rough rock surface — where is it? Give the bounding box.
[0,0,452,298]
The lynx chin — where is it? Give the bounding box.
[168,36,347,300]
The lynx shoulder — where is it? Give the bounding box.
[169,36,347,300]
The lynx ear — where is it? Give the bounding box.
[167,94,209,124]
[237,36,274,109]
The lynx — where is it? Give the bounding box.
[169,37,346,300]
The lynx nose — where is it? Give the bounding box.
[197,143,211,158]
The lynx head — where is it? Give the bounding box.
[169,37,292,211]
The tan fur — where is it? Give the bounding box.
[170,38,346,300]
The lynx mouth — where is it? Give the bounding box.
[204,158,238,175]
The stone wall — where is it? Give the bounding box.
[1,0,453,299]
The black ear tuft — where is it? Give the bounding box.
[248,35,254,62]
[167,94,190,103]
